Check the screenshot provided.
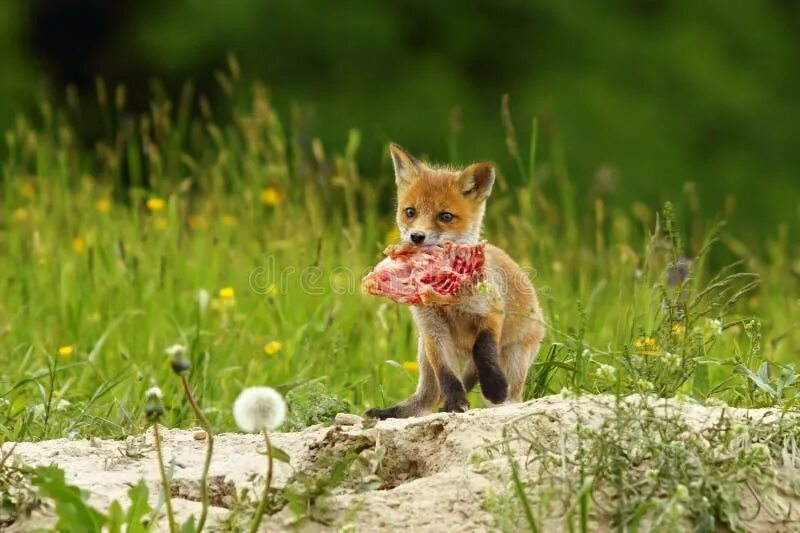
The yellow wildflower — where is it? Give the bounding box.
[260,187,282,206]
[634,337,658,354]
[153,217,168,230]
[219,287,235,300]
[12,208,29,222]
[671,323,685,336]
[385,226,401,245]
[146,197,166,212]
[265,284,278,297]
[188,214,207,230]
[264,341,283,356]
[2,324,12,334]
[72,236,86,253]
[221,214,238,227]
[402,361,420,373]
[96,198,112,213]
[58,345,74,358]
[19,181,36,199]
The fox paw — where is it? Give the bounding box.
[364,406,401,420]
[480,371,509,404]
[441,397,469,413]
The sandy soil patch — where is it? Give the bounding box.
[4,395,799,531]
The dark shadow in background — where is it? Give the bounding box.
[11,0,800,237]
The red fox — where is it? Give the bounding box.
[366,144,545,419]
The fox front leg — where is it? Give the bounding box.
[364,338,440,419]
[423,336,469,413]
[472,314,509,404]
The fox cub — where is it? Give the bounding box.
[366,144,545,419]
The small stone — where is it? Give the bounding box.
[193,431,207,441]
[334,413,362,426]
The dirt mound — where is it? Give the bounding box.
[4,395,800,531]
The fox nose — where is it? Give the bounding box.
[410,232,426,244]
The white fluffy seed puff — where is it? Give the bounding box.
[232,386,287,432]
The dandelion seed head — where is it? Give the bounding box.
[233,386,286,432]
[165,344,187,357]
[146,386,163,400]
[144,385,165,421]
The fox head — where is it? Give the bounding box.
[390,143,495,246]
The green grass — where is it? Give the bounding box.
[0,67,798,445]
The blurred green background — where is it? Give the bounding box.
[2,0,798,237]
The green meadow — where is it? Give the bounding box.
[1,70,798,446]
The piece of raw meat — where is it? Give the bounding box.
[362,241,486,305]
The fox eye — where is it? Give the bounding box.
[404,207,416,218]
[438,211,454,223]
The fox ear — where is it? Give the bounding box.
[389,143,420,187]
[460,161,495,201]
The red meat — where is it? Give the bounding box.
[363,242,486,305]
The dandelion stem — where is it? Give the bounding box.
[153,423,178,533]
[181,375,214,532]
[249,429,274,533]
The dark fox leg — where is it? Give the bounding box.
[473,330,508,404]
[438,367,469,413]
[365,339,440,419]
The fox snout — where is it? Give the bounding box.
[410,231,426,244]
[402,227,441,245]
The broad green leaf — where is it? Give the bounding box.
[735,364,776,397]
[271,445,291,464]
[32,466,106,533]
[125,480,152,533]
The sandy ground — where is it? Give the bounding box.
[4,394,800,531]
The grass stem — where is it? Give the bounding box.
[249,429,274,533]
[180,374,214,532]
[153,423,178,533]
